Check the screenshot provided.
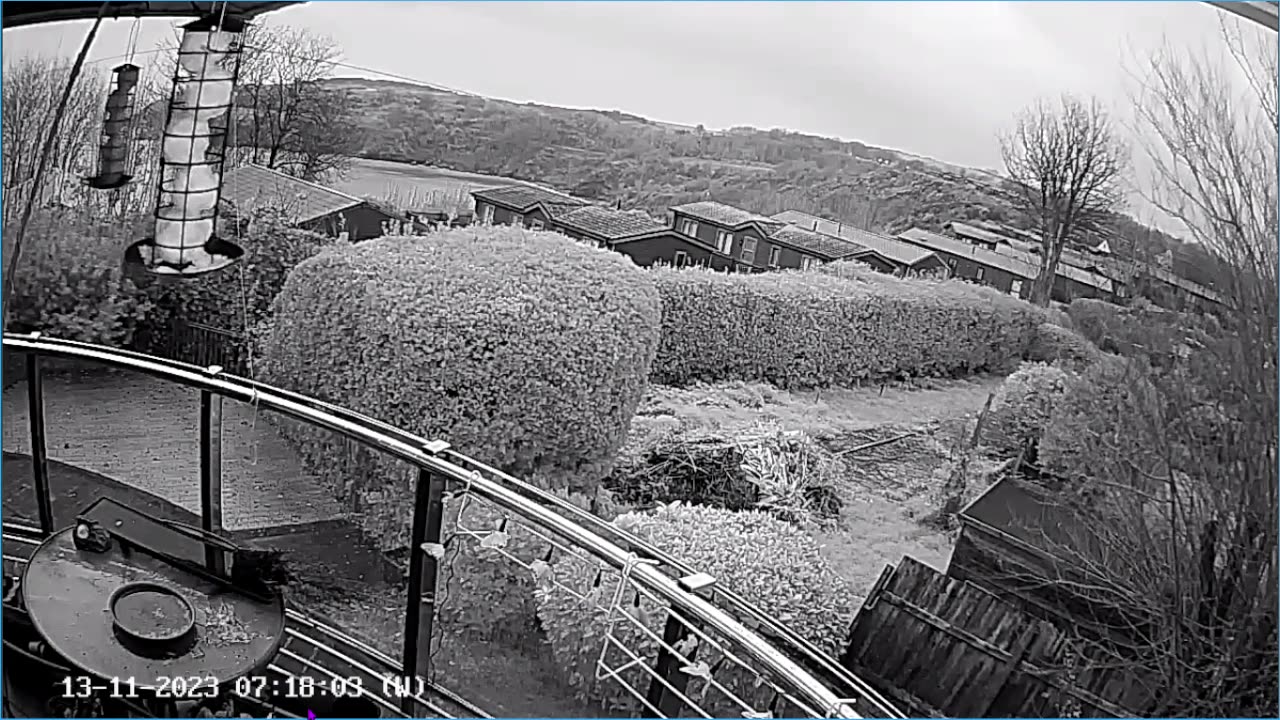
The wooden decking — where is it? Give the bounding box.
[2,369,342,531]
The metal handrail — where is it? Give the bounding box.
[3,333,900,719]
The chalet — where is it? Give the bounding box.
[771,210,947,276]
[471,185,589,229]
[222,164,402,241]
[549,205,741,271]
[944,221,1038,254]
[668,201,827,270]
[898,227,1116,302]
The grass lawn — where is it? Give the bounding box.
[624,375,1005,607]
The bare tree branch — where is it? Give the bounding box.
[999,95,1129,306]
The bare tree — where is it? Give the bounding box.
[156,22,363,182]
[1000,95,1129,306]
[1,56,107,220]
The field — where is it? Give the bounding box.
[333,158,540,211]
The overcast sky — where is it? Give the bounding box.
[2,1,1266,229]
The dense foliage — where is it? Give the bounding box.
[986,362,1071,456]
[536,503,856,715]
[5,209,153,347]
[134,212,336,363]
[651,266,1041,389]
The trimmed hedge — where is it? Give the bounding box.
[651,267,1042,389]
[536,503,856,714]
[262,227,662,545]
[260,227,662,643]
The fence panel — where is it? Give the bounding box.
[840,556,1151,718]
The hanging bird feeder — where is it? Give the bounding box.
[84,63,142,190]
[125,14,246,277]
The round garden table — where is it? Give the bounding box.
[21,526,287,695]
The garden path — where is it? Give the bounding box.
[2,369,342,531]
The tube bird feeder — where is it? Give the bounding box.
[84,63,141,190]
[125,14,245,277]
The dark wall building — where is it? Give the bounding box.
[770,210,948,277]
[667,201,857,270]
[550,204,741,271]
[471,185,589,230]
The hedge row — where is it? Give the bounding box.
[261,226,659,518]
[650,265,1043,389]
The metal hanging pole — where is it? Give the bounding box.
[2,2,109,331]
[401,446,449,715]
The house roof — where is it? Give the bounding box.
[771,210,938,267]
[670,201,784,230]
[471,184,588,214]
[946,221,1038,253]
[769,224,865,260]
[553,205,667,240]
[223,164,367,225]
[899,227,1115,294]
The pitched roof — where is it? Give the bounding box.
[769,224,864,260]
[898,227,1115,294]
[471,184,588,213]
[223,164,365,224]
[553,205,666,240]
[670,201,784,230]
[770,210,938,267]
[946,221,1038,253]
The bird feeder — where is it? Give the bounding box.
[84,63,141,190]
[125,14,245,277]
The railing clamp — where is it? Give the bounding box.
[203,364,224,376]
[422,440,450,456]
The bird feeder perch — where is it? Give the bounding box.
[84,63,141,190]
[125,14,245,277]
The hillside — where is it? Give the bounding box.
[328,77,1218,283]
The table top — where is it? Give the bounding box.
[21,526,287,689]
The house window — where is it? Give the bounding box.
[768,246,781,267]
[529,218,544,230]
[800,256,817,270]
[716,230,733,254]
[674,250,690,267]
[740,237,757,263]
[480,203,494,224]
[1010,279,1024,296]
[679,218,699,236]
[975,267,986,281]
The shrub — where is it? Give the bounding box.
[6,209,154,348]
[1027,322,1101,367]
[1039,356,1166,493]
[651,267,1043,389]
[536,503,856,714]
[986,362,1071,455]
[132,212,336,363]
[261,227,661,643]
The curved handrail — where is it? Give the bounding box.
[3,333,903,719]
[9,335,896,711]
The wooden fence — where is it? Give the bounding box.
[840,557,1153,718]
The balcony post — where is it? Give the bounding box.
[25,346,54,534]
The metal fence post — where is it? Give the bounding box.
[645,573,717,717]
[401,441,450,714]
[25,347,54,534]
[199,371,225,574]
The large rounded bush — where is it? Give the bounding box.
[1027,322,1100,368]
[261,228,661,644]
[986,362,1071,455]
[263,227,661,545]
[536,503,857,715]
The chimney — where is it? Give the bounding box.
[812,220,818,231]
